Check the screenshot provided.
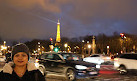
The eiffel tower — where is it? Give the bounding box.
[55,19,61,47]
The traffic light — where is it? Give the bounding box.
[120,33,124,39]
[50,38,53,44]
[54,47,59,52]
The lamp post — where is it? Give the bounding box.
[64,43,68,52]
[38,42,41,54]
[1,42,7,55]
[120,33,126,53]
[82,40,85,58]
[3,41,7,55]
[107,46,109,55]
[88,44,91,56]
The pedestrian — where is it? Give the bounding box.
[0,43,46,81]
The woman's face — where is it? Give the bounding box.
[13,52,28,67]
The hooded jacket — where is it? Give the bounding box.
[0,62,45,81]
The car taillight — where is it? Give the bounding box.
[35,59,39,63]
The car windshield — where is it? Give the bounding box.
[61,53,81,61]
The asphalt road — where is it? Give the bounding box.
[1,61,137,81]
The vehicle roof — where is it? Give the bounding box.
[42,52,75,54]
[122,53,137,54]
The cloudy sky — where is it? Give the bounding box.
[0,0,137,42]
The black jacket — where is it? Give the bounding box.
[0,62,45,81]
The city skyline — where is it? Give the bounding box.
[0,0,137,43]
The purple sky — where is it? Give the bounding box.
[0,0,137,42]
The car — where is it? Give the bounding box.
[0,55,6,62]
[83,54,111,65]
[36,52,99,81]
[114,53,137,75]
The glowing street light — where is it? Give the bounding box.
[1,45,7,50]
[107,46,109,55]
[82,40,85,43]
[88,44,91,56]
[64,43,68,52]
[64,43,68,48]
[88,44,91,49]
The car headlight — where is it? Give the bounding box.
[96,65,100,68]
[75,65,87,69]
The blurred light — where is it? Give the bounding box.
[75,65,87,69]
[4,41,6,44]
[64,43,68,48]
[87,41,89,43]
[96,65,100,68]
[38,42,40,44]
[120,33,124,37]
[88,44,91,49]
[54,47,59,52]
[38,48,40,51]
[50,38,53,41]
[107,46,109,49]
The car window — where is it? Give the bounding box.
[90,55,99,57]
[72,55,79,61]
[119,54,137,60]
[129,54,137,60]
[45,54,54,60]
[61,54,70,60]
[41,54,46,59]
[53,54,62,60]
[61,53,81,61]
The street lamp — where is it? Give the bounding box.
[87,41,89,43]
[38,42,41,54]
[82,40,85,58]
[107,46,109,55]
[64,43,68,52]
[120,33,126,53]
[2,41,7,55]
[88,44,91,56]
[82,40,85,43]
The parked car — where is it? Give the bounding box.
[0,55,6,62]
[83,54,111,65]
[36,52,99,81]
[114,53,137,75]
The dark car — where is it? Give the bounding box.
[36,52,99,81]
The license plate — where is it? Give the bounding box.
[89,72,97,74]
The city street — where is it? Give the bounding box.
[1,61,137,81]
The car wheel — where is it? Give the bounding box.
[66,69,76,81]
[39,66,45,76]
[119,66,127,75]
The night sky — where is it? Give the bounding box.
[0,0,137,43]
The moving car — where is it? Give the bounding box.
[36,52,99,81]
[83,54,111,65]
[114,53,137,75]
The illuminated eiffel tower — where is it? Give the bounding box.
[55,19,61,47]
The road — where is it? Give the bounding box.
[1,61,137,81]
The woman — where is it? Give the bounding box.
[0,43,45,81]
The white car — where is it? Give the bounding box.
[114,53,137,75]
[83,54,111,65]
[0,56,6,62]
